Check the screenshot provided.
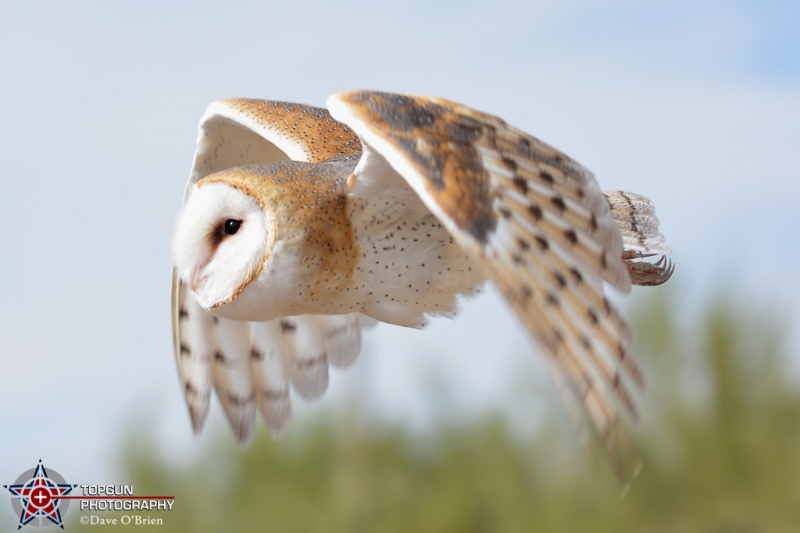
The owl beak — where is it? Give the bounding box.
[189,262,209,294]
[189,273,201,293]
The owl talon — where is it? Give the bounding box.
[624,255,674,286]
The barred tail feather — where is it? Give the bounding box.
[605,191,675,286]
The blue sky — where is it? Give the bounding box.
[1,0,798,501]
[556,1,800,78]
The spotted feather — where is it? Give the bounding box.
[328,90,672,478]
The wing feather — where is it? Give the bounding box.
[277,316,330,400]
[250,321,293,437]
[172,276,214,433]
[213,318,257,444]
[328,90,667,478]
[190,99,361,185]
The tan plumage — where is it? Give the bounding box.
[171,91,674,477]
[172,99,365,442]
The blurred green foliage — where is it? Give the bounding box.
[105,290,800,532]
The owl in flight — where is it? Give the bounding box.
[172,91,673,477]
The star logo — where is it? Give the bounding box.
[4,460,76,529]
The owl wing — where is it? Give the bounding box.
[328,90,659,478]
[172,99,369,443]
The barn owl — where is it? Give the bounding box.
[172,91,673,477]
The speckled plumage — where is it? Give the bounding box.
[171,91,674,478]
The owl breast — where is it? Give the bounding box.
[344,195,484,327]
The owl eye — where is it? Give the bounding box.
[224,219,242,235]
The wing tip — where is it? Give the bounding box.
[290,368,330,400]
[220,401,257,447]
[188,404,209,436]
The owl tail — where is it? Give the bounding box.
[604,191,675,287]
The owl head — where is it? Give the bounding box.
[173,170,273,313]
[173,161,355,321]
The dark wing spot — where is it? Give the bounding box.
[518,137,532,155]
[297,354,327,369]
[446,116,484,143]
[280,319,297,334]
[616,342,628,361]
[546,292,560,307]
[540,171,555,187]
[374,93,439,130]
[520,285,533,304]
[535,235,549,251]
[589,213,598,232]
[551,196,566,212]
[580,335,592,350]
[260,388,289,400]
[467,215,496,244]
[501,156,518,172]
[512,176,528,194]
[564,229,578,246]
[528,204,543,221]
[226,392,253,406]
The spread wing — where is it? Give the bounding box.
[172,99,368,443]
[328,90,655,478]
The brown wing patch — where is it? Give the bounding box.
[335,92,497,242]
[335,90,630,289]
[330,90,665,481]
[224,99,362,163]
